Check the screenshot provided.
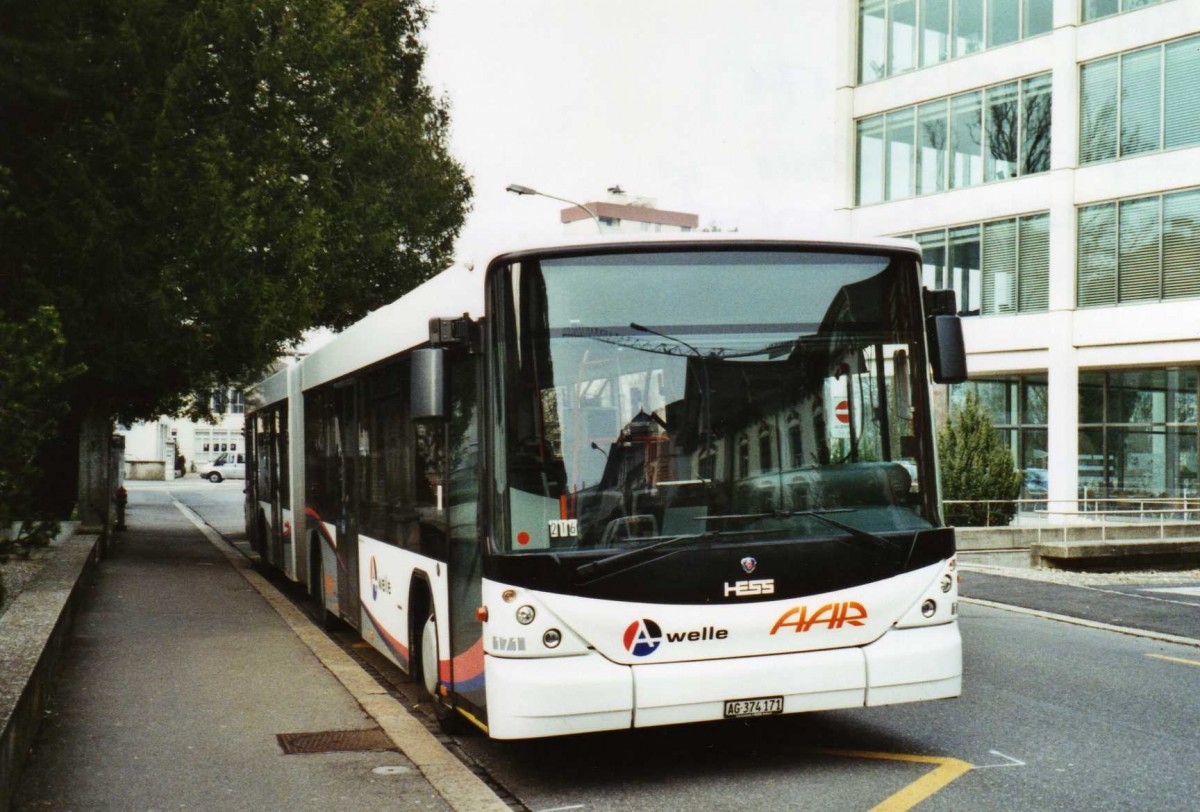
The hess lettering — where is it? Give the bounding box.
[769,602,868,634]
[724,578,775,597]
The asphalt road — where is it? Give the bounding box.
[171,480,1200,812]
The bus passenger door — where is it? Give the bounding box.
[336,382,361,627]
[446,354,486,720]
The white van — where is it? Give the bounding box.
[199,452,246,483]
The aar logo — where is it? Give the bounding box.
[770,602,868,634]
[623,618,663,657]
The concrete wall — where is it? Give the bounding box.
[0,528,98,812]
[125,460,166,481]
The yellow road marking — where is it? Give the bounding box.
[1145,652,1200,668]
[455,705,490,733]
[815,749,973,812]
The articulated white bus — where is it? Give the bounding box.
[245,236,968,739]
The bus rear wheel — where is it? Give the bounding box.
[418,613,462,734]
[310,540,339,631]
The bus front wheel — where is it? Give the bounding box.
[419,613,461,734]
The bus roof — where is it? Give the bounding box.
[288,234,922,394]
[469,232,920,269]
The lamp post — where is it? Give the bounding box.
[505,183,603,234]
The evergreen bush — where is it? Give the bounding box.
[939,391,1023,527]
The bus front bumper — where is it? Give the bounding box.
[483,621,961,739]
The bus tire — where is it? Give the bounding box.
[418,612,462,734]
[310,541,339,631]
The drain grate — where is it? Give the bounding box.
[276,727,398,755]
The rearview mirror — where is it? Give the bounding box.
[411,348,446,420]
[926,315,967,384]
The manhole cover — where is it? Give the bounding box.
[276,728,398,755]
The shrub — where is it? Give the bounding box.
[939,391,1022,527]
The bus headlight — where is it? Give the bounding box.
[543,629,562,648]
[516,605,536,625]
[921,599,937,617]
[940,574,953,593]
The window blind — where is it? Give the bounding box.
[1080,58,1118,164]
[1117,197,1161,301]
[1165,38,1200,150]
[1163,190,1200,300]
[1119,47,1162,157]
[1018,214,1050,311]
[1078,203,1117,307]
[983,219,1017,314]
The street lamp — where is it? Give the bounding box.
[506,183,603,234]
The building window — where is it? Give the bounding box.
[1078,367,1199,505]
[909,211,1049,315]
[858,0,1052,85]
[856,72,1051,204]
[1077,187,1200,307]
[1082,0,1163,23]
[194,429,241,464]
[1079,35,1200,165]
[230,390,245,415]
[737,435,751,479]
[948,374,1048,506]
[758,430,774,472]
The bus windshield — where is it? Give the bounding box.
[495,248,935,555]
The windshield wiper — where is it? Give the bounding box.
[699,509,905,552]
[574,528,779,584]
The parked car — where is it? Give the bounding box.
[200,452,246,483]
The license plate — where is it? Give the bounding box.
[723,695,784,718]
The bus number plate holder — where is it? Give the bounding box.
[723,695,783,719]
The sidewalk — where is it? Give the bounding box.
[12,489,500,811]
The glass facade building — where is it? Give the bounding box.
[858,0,1054,84]
[856,73,1051,204]
[840,0,1200,517]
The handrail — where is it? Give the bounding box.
[943,497,1200,528]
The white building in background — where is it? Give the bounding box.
[836,0,1200,515]
[560,187,699,236]
[119,388,246,479]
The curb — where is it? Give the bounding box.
[0,529,100,812]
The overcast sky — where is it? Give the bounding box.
[422,1,840,263]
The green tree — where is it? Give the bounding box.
[0,307,79,565]
[939,391,1023,527]
[1,0,471,516]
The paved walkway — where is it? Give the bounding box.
[14,490,463,811]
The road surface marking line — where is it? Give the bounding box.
[971,750,1027,769]
[960,597,1200,649]
[814,749,972,812]
[172,499,511,812]
[1145,652,1200,668]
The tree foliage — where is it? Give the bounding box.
[0,307,79,555]
[1,0,471,512]
[938,391,1022,527]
